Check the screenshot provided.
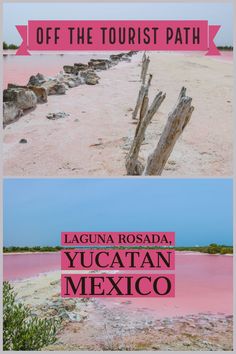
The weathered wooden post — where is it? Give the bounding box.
[140,52,147,80]
[132,55,151,120]
[126,91,166,175]
[141,56,150,85]
[134,74,153,138]
[132,84,146,120]
[144,87,194,176]
[132,72,152,122]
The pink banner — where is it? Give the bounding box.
[61,249,175,270]
[16,20,220,56]
[61,273,175,297]
[61,232,175,246]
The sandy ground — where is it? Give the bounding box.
[3,51,233,177]
[10,271,233,351]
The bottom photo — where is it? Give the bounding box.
[3,178,233,351]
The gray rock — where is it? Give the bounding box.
[67,80,76,88]
[64,63,89,74]
[63,77,81,88]
[80,70,100,85]
[86,76,99,85]
[28,86,47,103]
[67,312,81,322]
[109,53,132,64]
[73,63,89,72]
[7,83,47,104]
[58,310,70,319]
[19,138,27,144]
[3,88,37,110]
[35,73,45,81]
[57,72,82,88]
[62,301,77,312]
[88,59,111,70]
[42,81,67,95]
[63,65,76,74]
[3,101,23,126]
[50,280,60,286]
[126,50,137,56]
[28,73,46,86]
[46,111,70,120]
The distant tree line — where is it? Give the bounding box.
[3,243,233,254]
[3,246,63,253]
[217,46,233,51]
[3,41,19,50]
[173,243,233,255]
[2,41,233,51]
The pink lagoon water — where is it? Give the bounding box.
[4,252,61,280]
[3,52,113,88]
[3,252,233,316]
[3,51,233,89]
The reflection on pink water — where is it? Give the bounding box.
[3,252,233,316]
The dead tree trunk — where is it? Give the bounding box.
[144,87,194,176]
[126,91,166,175]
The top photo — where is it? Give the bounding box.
[2,2,233,177]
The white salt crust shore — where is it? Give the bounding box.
[3,51,233,176]
[10,270,233,351]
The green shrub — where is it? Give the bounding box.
[207,243,220,254]
[3,281,61,351]
[2,42,19,50]
[3,41,8,50]
[220,247,231,255]
[8,44,19,50]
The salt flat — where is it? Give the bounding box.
[3,51,233,176]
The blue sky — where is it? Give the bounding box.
[3,178,232,247]
[3,2,233,46]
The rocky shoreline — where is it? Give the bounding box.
[11,271,233,351]
[3,51,137,126]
